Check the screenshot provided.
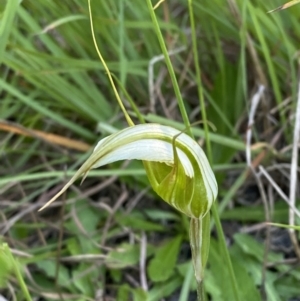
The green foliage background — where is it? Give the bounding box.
[1,0,299,300]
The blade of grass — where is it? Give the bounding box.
[247,2,285,126]
[268,0,300,13]
[0,169,147,187]
[146,0,192,137]
[88,0,134,127]
[118,0,126,88]
[179,263,195,301]
[3,244,33,301]
[145,114,246,151]
[0,0,19,64]
[38,14,87,34]
[0,79,95,140]
[267,223,300,230]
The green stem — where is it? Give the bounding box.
[146,0,192,137]
[197,280,205,301]
[188,1,240,301]
[190,215,210,301]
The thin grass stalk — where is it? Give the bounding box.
[118,0,126,88]
[179,263,194,301]
[0,0,19,64]
[188,1,240,300]
[288,78,300,258]
[240,0,249,100]
[88,0,134,127]
[247,2,286,128]
[187,0,210,161]
[110,74,146,124]
[4,244,33,301]
[145,0,192,137]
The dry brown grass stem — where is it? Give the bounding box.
[288,78,300,258]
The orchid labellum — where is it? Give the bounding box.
[39,123,218,283]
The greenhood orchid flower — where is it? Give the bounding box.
[39,122,217,286]
[39,123,217,217]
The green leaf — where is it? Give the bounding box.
[117,285,148,301]
[117,284,130,301]
[133,288,148,301]
[73,201,100,233]
[109,269,122,283]
[147,277,182,301]
[209,239,236,301]
[148,236,182,282]
[209,237,262,301]
[230,244,263,286]
[106,243,140,269]
[231,260,262,301]
[66,237,81,256]
[276,275,300,299]
[221,203,288,222]
[65,200,101,253]
[234,233,282,263]
[118,211,164,232]
[35,260,70,288]
[72,262,102,296]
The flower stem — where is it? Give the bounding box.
[196,280,205,301]
[188,1,240,300]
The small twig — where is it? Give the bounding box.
[245,85,270,300]
[59,254,107,262]
[100,189,128,246]
[245,85,265,167]
[258,166,300,219]
[125,187,150,214]
[139,232,148,291]
[269,97,292,114]
[148,46,186,113]
[268,0,300,13]
[1,203,42,234]
[155,68,174,119]
[267,184,275,225]
[7,282,17,301]
[55,187,66,301]
[153,0,166,10]
[240,222,269,233]
[0,120,91,152]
